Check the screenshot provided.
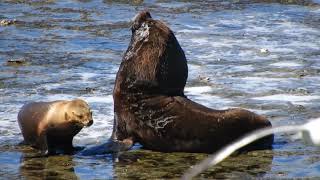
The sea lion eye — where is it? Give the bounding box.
[78,115,83,119]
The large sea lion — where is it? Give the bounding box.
[110,11,273,153]
[18,99,93,155]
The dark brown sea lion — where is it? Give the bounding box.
[18,99,93,155]
[110,11,273,153]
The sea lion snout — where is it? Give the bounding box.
[131,10,152,31]
[87,120,93,127]
[84,114,93,127]
[84,111,93,127]
[70,111,93,127]
[67,99,94,127]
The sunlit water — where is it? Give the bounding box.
[1,0,320,179]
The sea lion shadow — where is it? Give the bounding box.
[112,148,274,179]
[78,140,274,178]
[18,148,78,179]
[17,141,85,156]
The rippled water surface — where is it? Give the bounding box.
[1,0,320,179]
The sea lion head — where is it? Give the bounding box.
[64,99,93,127]
[118,10,188,96]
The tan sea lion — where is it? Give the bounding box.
[110,11,273,153]
[18,99,93,155]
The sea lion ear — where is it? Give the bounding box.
[131,10,152,31]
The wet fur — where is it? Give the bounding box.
[18,99,93,154]
[112,11,273,153]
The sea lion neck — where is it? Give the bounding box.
[114,11,188,97]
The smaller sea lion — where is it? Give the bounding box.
[18,99,93,155]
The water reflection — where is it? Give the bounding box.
[14,144,274,179]
[20,154,78,180]
[115,149,274,179]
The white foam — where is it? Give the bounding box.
[82,95,113,104]
[41,83,62,90]
[253,94,320,104]
[157,2,190,8]
[44,94,76,101]
[209,38,234,48]
[185,86,212,94]
[178,29,202,33]
[271,62,302,68]
[196,53,217,60]
[184,24,204,30]
[237,76,281,88]
[283,24,319,35]
[189,38,209,44]
[79,72,97,81]
[0,104,22,144]
[184,86,233,109]
[245,25,270,33]
[190,94,233,109]
[241,77,281,81]
[74,111,114,146]
[229,77,287,94]
[188,64,203,79]
[228,65,254,72]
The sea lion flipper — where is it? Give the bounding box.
[37,131,51,155]
[112,138,134,151]
[18,140,27,146]
[80,138,134,156]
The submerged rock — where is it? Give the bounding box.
[6,58,27,66]
[198,75,210,83]
[0,19,17,26]
[260,48,270,54]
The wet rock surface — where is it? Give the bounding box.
[0,19,17,26]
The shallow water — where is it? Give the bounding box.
[1,0,320,179]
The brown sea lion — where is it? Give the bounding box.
[18,99,93,155]
[110,11,273,153]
